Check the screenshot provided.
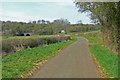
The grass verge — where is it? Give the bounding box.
[89,45,118,78]
[2,36,76,78]
[80,31,118,78]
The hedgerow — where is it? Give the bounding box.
[2,36,71,54]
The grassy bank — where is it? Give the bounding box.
[80,31,118,78]
[89,45,118,78]
[2,36,76,78]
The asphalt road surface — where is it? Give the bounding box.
[31,37,99,78]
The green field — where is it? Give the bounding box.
[2,36,76,78]
[80,31,118,78]
[85,30,101,33]
[79,31,102,44]
[82,35,102,44]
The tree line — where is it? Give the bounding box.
[75,2,120,53]
[1,18,100,37]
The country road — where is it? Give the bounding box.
[31,37,99,78]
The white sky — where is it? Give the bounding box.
[1,0,74,2]
[0,0,92,24]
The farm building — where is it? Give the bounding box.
[61,30,65,33]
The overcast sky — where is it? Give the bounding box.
[0,0,92,24]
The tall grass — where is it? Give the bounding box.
[2,36,71,54]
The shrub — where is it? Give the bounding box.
[2,39,14,53]
[2,36,71,54]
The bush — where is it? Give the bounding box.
[2,36,71,54]
[2,40,14,53]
